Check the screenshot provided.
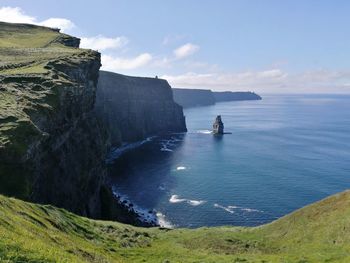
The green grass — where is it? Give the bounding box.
[0,191,350,262]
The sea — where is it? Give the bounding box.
[108,94,350,228]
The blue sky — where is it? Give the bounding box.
[1,0,350,93]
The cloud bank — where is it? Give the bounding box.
[101,53,153,71]
[162,69,350,93]
[80,36,128,51]
[0,7,75,32]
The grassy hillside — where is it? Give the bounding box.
[0,191,349,262]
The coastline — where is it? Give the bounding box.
[106,134,185,228]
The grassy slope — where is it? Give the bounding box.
[0,191,350,262]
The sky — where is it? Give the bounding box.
[1,0,350,93]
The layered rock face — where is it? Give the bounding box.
[172,88,215,108]
[0,23,187,225]
[96,71,187,146]
[0,23,112,220]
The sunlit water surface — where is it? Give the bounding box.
[109,94,350,228]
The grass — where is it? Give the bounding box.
[0,191,350,262]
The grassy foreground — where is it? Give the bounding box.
[0,191,350,262]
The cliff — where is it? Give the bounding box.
[1,190,350,262]
[96,71,187,146]
[172,88,215,108]
[213,91,262,102]
[0,22,142,224]
[172,88,262,108]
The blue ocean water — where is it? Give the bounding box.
[109,94,350,228]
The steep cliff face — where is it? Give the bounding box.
[96,71,187,146]
[172,88,262,108]
[213,91,262,102]
[0,22,112,219]
[172,88,215,108]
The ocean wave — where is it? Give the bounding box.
[196,130,212,134]
[214,203,235,214]
[169,195,206,206]
[214,203,263,214]
[176,166,186,170]
[112,187,175,227]
[156,212,174,228]
[159,135,184,152]
[106,136,155,164]
[160,145,173,152]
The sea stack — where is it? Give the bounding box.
[213,115,224,134]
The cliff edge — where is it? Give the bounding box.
[0,22,121,221]
[172,88,215,108]
[96,70,187,146]
[173,88,262,108]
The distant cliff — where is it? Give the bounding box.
[172,88,215,108]
[172,88,261,108]
[213,91,262,102]
[96,71,187,146]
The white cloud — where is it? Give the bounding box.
[161,69,350,93]
[162,69,287,90]
[80,35,128,51]
[0,6,36,24]
[0,6,75,32]
[39,18,75,32]
[101,53,153,71]
[174,43,199,59]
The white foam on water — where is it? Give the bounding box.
[156,212,174,228]
[176,166,186,170]
[160,145,173,152]
[169,195,186,203]
[196,130,212,134]
[214,203,235,214]
[159,135,184,152]
[214,203,263,214]
[241,208,262,212]
[112,187,159,226]
[188,200,206,206]
[158,185,166,191]
[169,195,206,206]
[106,136,155,164]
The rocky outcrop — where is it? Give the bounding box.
[213,91,262,102]
[213,115,224,134]
[95,71,187,146]
[172,88,215,108]
[0,23,147,224]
